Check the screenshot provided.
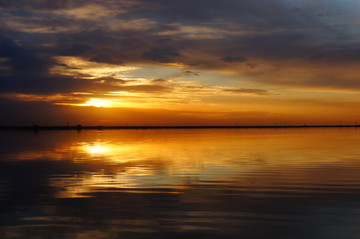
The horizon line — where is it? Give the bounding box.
[0,124,359,130]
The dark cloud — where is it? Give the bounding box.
[89,54,122,64]
[0,0,73,11]
[0,37,51,74]
[142,47,180,63]
[0,0,132,12]
[246,63,258,69]
[55,43,92,57]
[3,0,357,66]
[131,0,335,30]
[222,56,247,63]
[0,36,97,94]
[183,70,199,76]
[0,37,54,93]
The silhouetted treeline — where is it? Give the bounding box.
[0,124,359,131]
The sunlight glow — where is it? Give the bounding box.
[51,56,138,79]
[79,142,142,161]
[83,98,112,107]
[84,143,109,155]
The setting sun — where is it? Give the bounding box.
[83,98,112,108]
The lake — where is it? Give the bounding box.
[0,128,360,238]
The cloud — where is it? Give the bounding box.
[157,24,247,39]
[50,56,138,80]
[1,0,360,124]
[0,0,131,16]
[0,37,50,74]
[114,84,170,92]
[235,61,360,91]
[223,88,279,96]
[151,78,168,83]
[0,0,73,11]
[89,55,119,64]
[0,37,101,94]
[182,70,199,76]
[108,18,157,31]
[142,47,180,63]
[222,56,247,63]
[57,4,124,20]
[2,15,83,33]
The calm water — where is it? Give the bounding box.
[1,128,360,238]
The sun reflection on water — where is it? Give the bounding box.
[2,129,360,238]
[4,129,360,199]
[83,142,110,155]
[77,141,149,163]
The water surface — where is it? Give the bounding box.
[1,128,360,238]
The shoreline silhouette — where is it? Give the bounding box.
[0,125,358,131]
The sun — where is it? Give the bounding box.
[84,98,112,107]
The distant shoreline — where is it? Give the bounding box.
[0,125,359,131]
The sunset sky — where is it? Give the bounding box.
[1,0,360,126]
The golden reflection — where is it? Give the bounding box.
[84,143,109,154]
[51,166,185,198]
[5,128,360,199]
[78,142,141,163]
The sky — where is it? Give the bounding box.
[1,0,360,126]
